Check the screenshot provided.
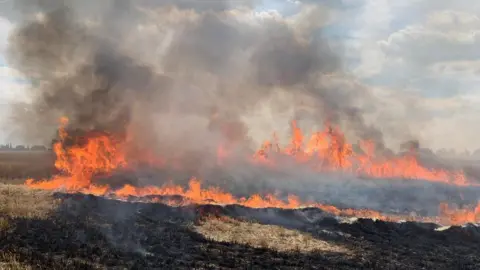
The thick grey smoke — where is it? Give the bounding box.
[4,0,406,165]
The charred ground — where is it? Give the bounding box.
[0,184,479,270]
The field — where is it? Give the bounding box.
[0,152,480,269]
[0,151,54,184]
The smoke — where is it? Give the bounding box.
[4,0,404,160]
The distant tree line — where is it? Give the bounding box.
[0,142,479,159]
[0,143,51,151]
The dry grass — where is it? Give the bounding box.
[0,217,9,232]
[194,216,351,254]
[0,184,59,219]
[0,253,31,270]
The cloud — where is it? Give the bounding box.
[345,1,480,150]
[354,4,480,86]
[380,11,480,67]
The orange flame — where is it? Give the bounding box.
[26,118,124,195]
[24,117,479,225]
[439,202,480,225]
[253,121,470,186]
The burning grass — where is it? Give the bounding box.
[19,117,480,226]
[253,121,469,186]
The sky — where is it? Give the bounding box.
[0,0,479,151]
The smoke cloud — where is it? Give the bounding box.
[4,0,406,159]
[11,1,467,198]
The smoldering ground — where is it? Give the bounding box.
[3,1,475,222]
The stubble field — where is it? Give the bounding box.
[0,151,479,270]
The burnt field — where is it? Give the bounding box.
[0,184,480,270]
[0,151,479,270]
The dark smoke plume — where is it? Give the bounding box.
[4,0,399,162]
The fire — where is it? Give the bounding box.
[253,121,470,186]
[26,117,125,195]
[439,202,480,225]
[24,117,479,225]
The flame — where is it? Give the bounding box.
[24,117,480,225]
[26,118,124,195]
[253,121,470,186]
[439,202,480,225]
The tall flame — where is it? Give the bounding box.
[26,117,125,195]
